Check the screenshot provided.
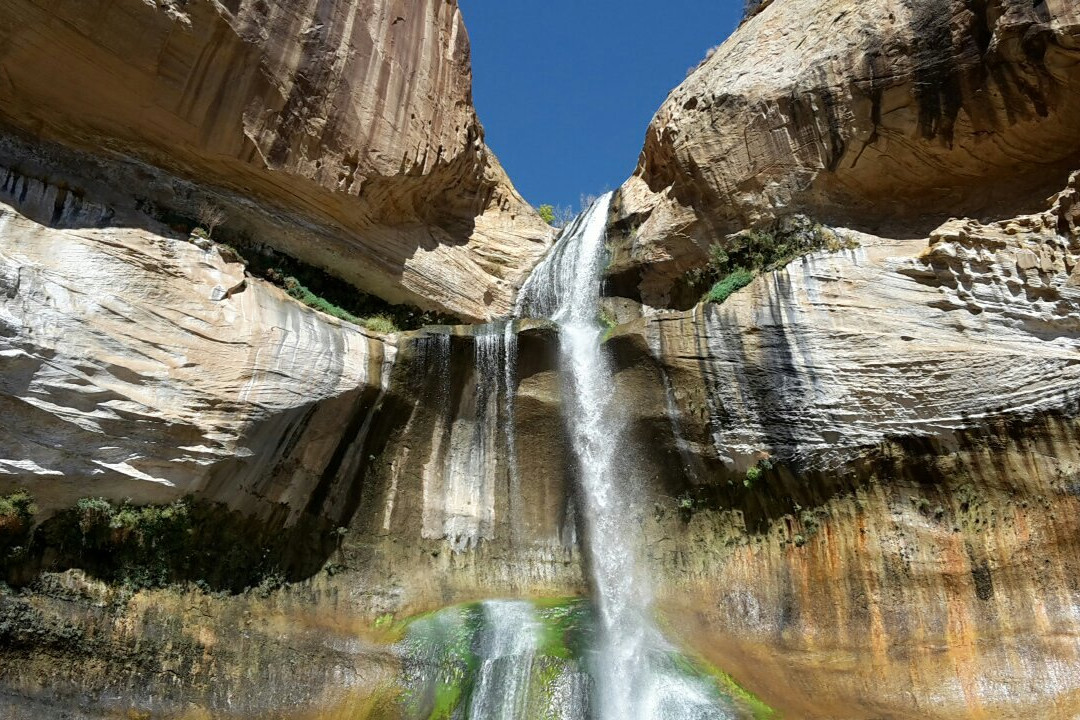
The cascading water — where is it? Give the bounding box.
[517,195,732,720]
[399,198,739,720]
[468,601,541,719]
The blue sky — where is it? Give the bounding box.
[459,2,742,212]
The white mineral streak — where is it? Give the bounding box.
[0,196,391,514]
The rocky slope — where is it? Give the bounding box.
[0,0,552,320]
[610,0,1080,307]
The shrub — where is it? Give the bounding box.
[538,203,575,229]
[744,465,762,488]
[284,278,401,333]
[694,215,857,305]
[285,276,400,332]
[363,315,397,334]
[196,202,227,239]
[76,497,115,535]
[706,268,755,305]
[0,492,36,526]
[538,204,556,225]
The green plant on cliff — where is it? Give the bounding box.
[0,491,37,562]
[3,496,326,594]
[0,492,36,527]
[538,204,556,225]
[706,268,755,305]
[744,465,762,488]
[284,276,400,334]
[693,215,858,305]
[363,314,398,334]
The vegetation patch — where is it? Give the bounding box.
[138,199,456,331]
[0,491,36,566]
[665,644,777,720]
[399,603,484,720]
[283,276,398,334]
[706,267,755,305]
[0,494,337,594]
[0,491,36,531]
[533,597,594,661]
[687,214,859,306]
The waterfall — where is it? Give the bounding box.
[468,601,541,719]
[419,325,513,552]
[517,194,732,720]
[401,198,735,720]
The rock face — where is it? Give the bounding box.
[611,0,1080,307]
[0,186,580,717]
[3,1,1080,719]
[0,185,395,521]
[0,0,552,319]
[600,173,1080,718]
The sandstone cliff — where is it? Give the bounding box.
[2,175,1077,720]
[611,0,1080,307]
[1,0,1080,719]
[603,173,1080,719]
[0,0,552,320]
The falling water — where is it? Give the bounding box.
[399,198,737,719]
[517,194,732,720]
[468,601,541,719]
[419,325,513,552]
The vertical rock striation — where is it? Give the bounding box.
[0,0,553,319]
[602,174,1080,718]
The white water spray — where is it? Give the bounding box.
[517,195,731,720]
[468,601,541,719]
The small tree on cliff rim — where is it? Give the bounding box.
[538,204,556,225]
[538,203,575,229]
[196,202,227,239]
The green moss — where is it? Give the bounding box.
[706,268,755,305]
[667,648,777,720]
[399,603,485,719]
[533,597,594,661]
[427,682,463,720]
[711,667,778,720]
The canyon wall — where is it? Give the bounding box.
[603,173,1080,718]
[610,0,1080,307]
[1,0,1080,718]
[0,186,581,716]
[0,0,552,320]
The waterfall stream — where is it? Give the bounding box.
[400,198,737,719]
[517,195,732,720]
